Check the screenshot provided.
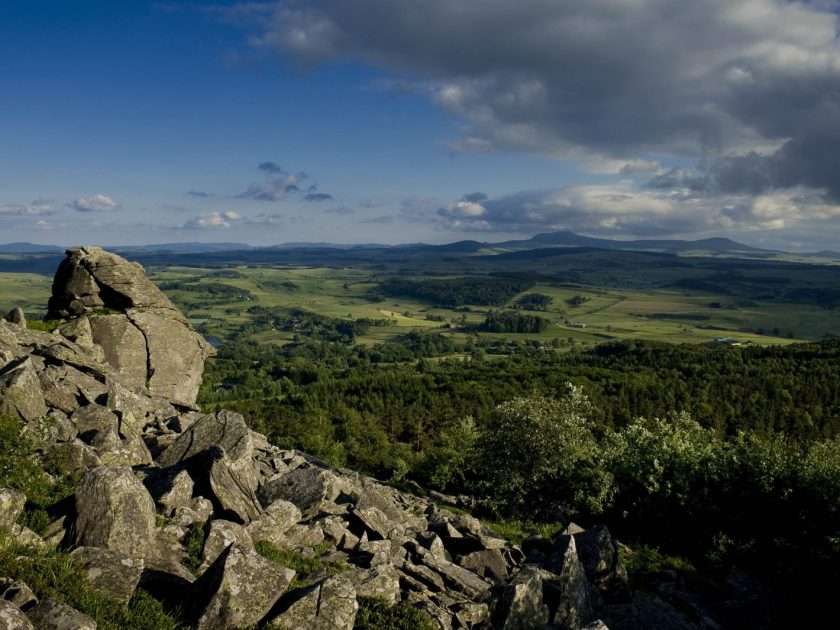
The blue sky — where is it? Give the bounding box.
[3,1,840,250]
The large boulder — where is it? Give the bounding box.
[73,466,157,557]
[0,600,33,630]
[70,547,144,605]
[191,544,295,630]
[266,575,358,630]
[47,247,214,407]
[157,410,252,468]
[0,358,47,422]
[25,599,96,630]
[0,489,26,530]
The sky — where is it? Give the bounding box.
[2,0,840,250]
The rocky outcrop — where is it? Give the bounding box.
[47,246,214,406]
[0,249,734,629]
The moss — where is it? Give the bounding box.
[354,596,436,630]
[254,541,348,588]
[0,536,182,629]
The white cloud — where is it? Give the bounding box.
[182,211,243,229]
[71,194,118,213]
[0,199,54,216]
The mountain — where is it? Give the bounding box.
[112,242,254,254]
[499,231,769,255]
[0,242,63,253]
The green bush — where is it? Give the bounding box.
[472,386,614,519]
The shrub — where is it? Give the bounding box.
[472,386,613,519]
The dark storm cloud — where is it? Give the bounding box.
[237,0,840,191]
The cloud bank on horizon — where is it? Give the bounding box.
[227,0,840,242]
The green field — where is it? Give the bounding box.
[4,263,834,348]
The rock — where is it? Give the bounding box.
[71,405,119,443]
[581,621,610,630]
[245,499,301,546]
[574,525,631,602]
[191,544,295,630]
[542,536,595,629]
[42,440,102,475]
[0,489,25,530]
[4,308,26,328]
[458,548,509,580]
[57,317,96,351]
[144,469,194,517]
[267,575,358,630]
[87,314,148,391]
[25,599,96,630]
[351,506,402,540]
[205,448,262,524]
[157,410,252,468]
[2,581,38,611]
[407,542,492,601]
[0,358,47,422]
[0,599,33,630]
[257,467,341,515]
[493,565,550,630]
[70,547,144,605]
[48,247,214,406]
[351,564,402,605]
[126,309,214,407]
[8,524,45,549]
[73,466,157,557]
[198,520,254,574]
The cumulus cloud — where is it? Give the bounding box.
[0,199,54,216]
[71,194,119,213]
[182,210,243,229]
[434,184,840,237]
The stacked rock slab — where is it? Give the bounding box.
[47,246,214,407]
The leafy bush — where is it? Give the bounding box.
[472,387,613,519]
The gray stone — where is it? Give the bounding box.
[206,449,262,524]
[245,499,301,546]
[458,548,509,580]
[48,247,214,406]
[73,466,157,557]
[407,542,492,601]
[192,544,295,630]
[0,358,47,422]
[257,467,341,515]
[198,520,254,574]
[574,525,631,601]
[145,469,194,517]
[542,536,595,629]
[267,575,358,630]
[88,314,148,391]
[127,309,214,408]
[70,547,144,605]
[42,440,102,475]
[2,581,38,611]
[26,599,96,630]
[0,599,33,630]
[157,410,252,468]
[4,308,26,328]
[71,405,119,443]
[351,564,401,605]
[494,565,550,630]
[0,489,25,530]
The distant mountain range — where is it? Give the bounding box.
[0,232,831,258]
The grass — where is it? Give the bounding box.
[620,543,711,592]
[0,414,78,534]
[0,535,182,629]
[182,521,208,574]
[354,597,437,630]
[480,518,566,545]
[254,540,349,588]
[1,263,835,349]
